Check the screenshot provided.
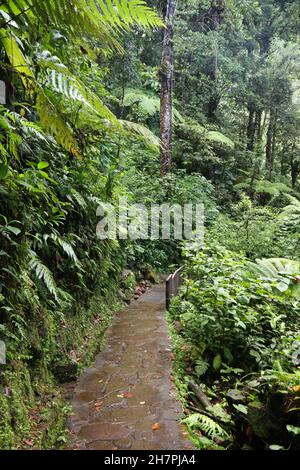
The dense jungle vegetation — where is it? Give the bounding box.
[0,0,300,451]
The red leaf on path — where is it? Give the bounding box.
[121,392,133,399]
[24,439,34,446]
[94,401,103,410]
[152,423,160,431]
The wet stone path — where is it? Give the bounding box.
[69,284,192,450]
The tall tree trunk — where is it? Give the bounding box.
[255,110,262,145]
[207,0,226,121]
[246,107,255,151]
[160,0,176,178]
[290,142,298,188]
[266,109,276,179]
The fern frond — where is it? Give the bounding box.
[279,195,300,219]
[36,92,80,155]
[29,251,59,301]
[49,234,79,264]
[9,112,48,142]
[44,68,119,126]
[2,1,163,51]
[119,119,160,147]
[123,88,184,122]
[67,188,87,208]
[183,413,229,440]
[123,89,160,116]
[206,130,234,149]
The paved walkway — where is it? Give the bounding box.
[69,284,192,450]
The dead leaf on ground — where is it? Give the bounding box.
[118,392,133,399]
[24,439,34,446]
[151,422,160,431]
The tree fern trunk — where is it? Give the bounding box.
[160,0,176,178]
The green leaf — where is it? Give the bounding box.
[233,404,248,415]
[37,161,49,170]
[5,225,21,236]
[0,164,8,179]
[213,354,222,370]
[287,425,300,436]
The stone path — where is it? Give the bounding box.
[69,284,192,450]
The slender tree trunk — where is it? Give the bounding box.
[266,109,275,179]
[255,110,262,144]
[290,142,298,188]
[160,0,176,178]
[207,0,226,121]
[246,107,255,151]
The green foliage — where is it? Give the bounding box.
[183,412,230,444]
[248,258,300,297]
[235,179,292,197]
[169,239,300,449]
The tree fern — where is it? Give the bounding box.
[119,119,160,147]
[235,179,292,196]
[206,130,234,149]
[279,195,300,219]
[44,68,119,125]
[36,92,80,155]
[1,0,163,51]
[0,1,163,152]
[123,88,184,122]
[178,119,234,149]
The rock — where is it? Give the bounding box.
[174,320,183,333]
[226,389,247,402]
[117,289,126,301]
[143,269,160,284]
[247,404,282,441]
[122,269,134,279]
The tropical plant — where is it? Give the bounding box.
[247,258,300,297]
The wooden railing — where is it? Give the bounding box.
[166,267,183,309]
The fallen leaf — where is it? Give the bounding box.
[118,392,133,399]
[94,401,103,410]
[152,422,160,431]
[24,439,34,446]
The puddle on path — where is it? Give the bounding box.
[68,284,192,450]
